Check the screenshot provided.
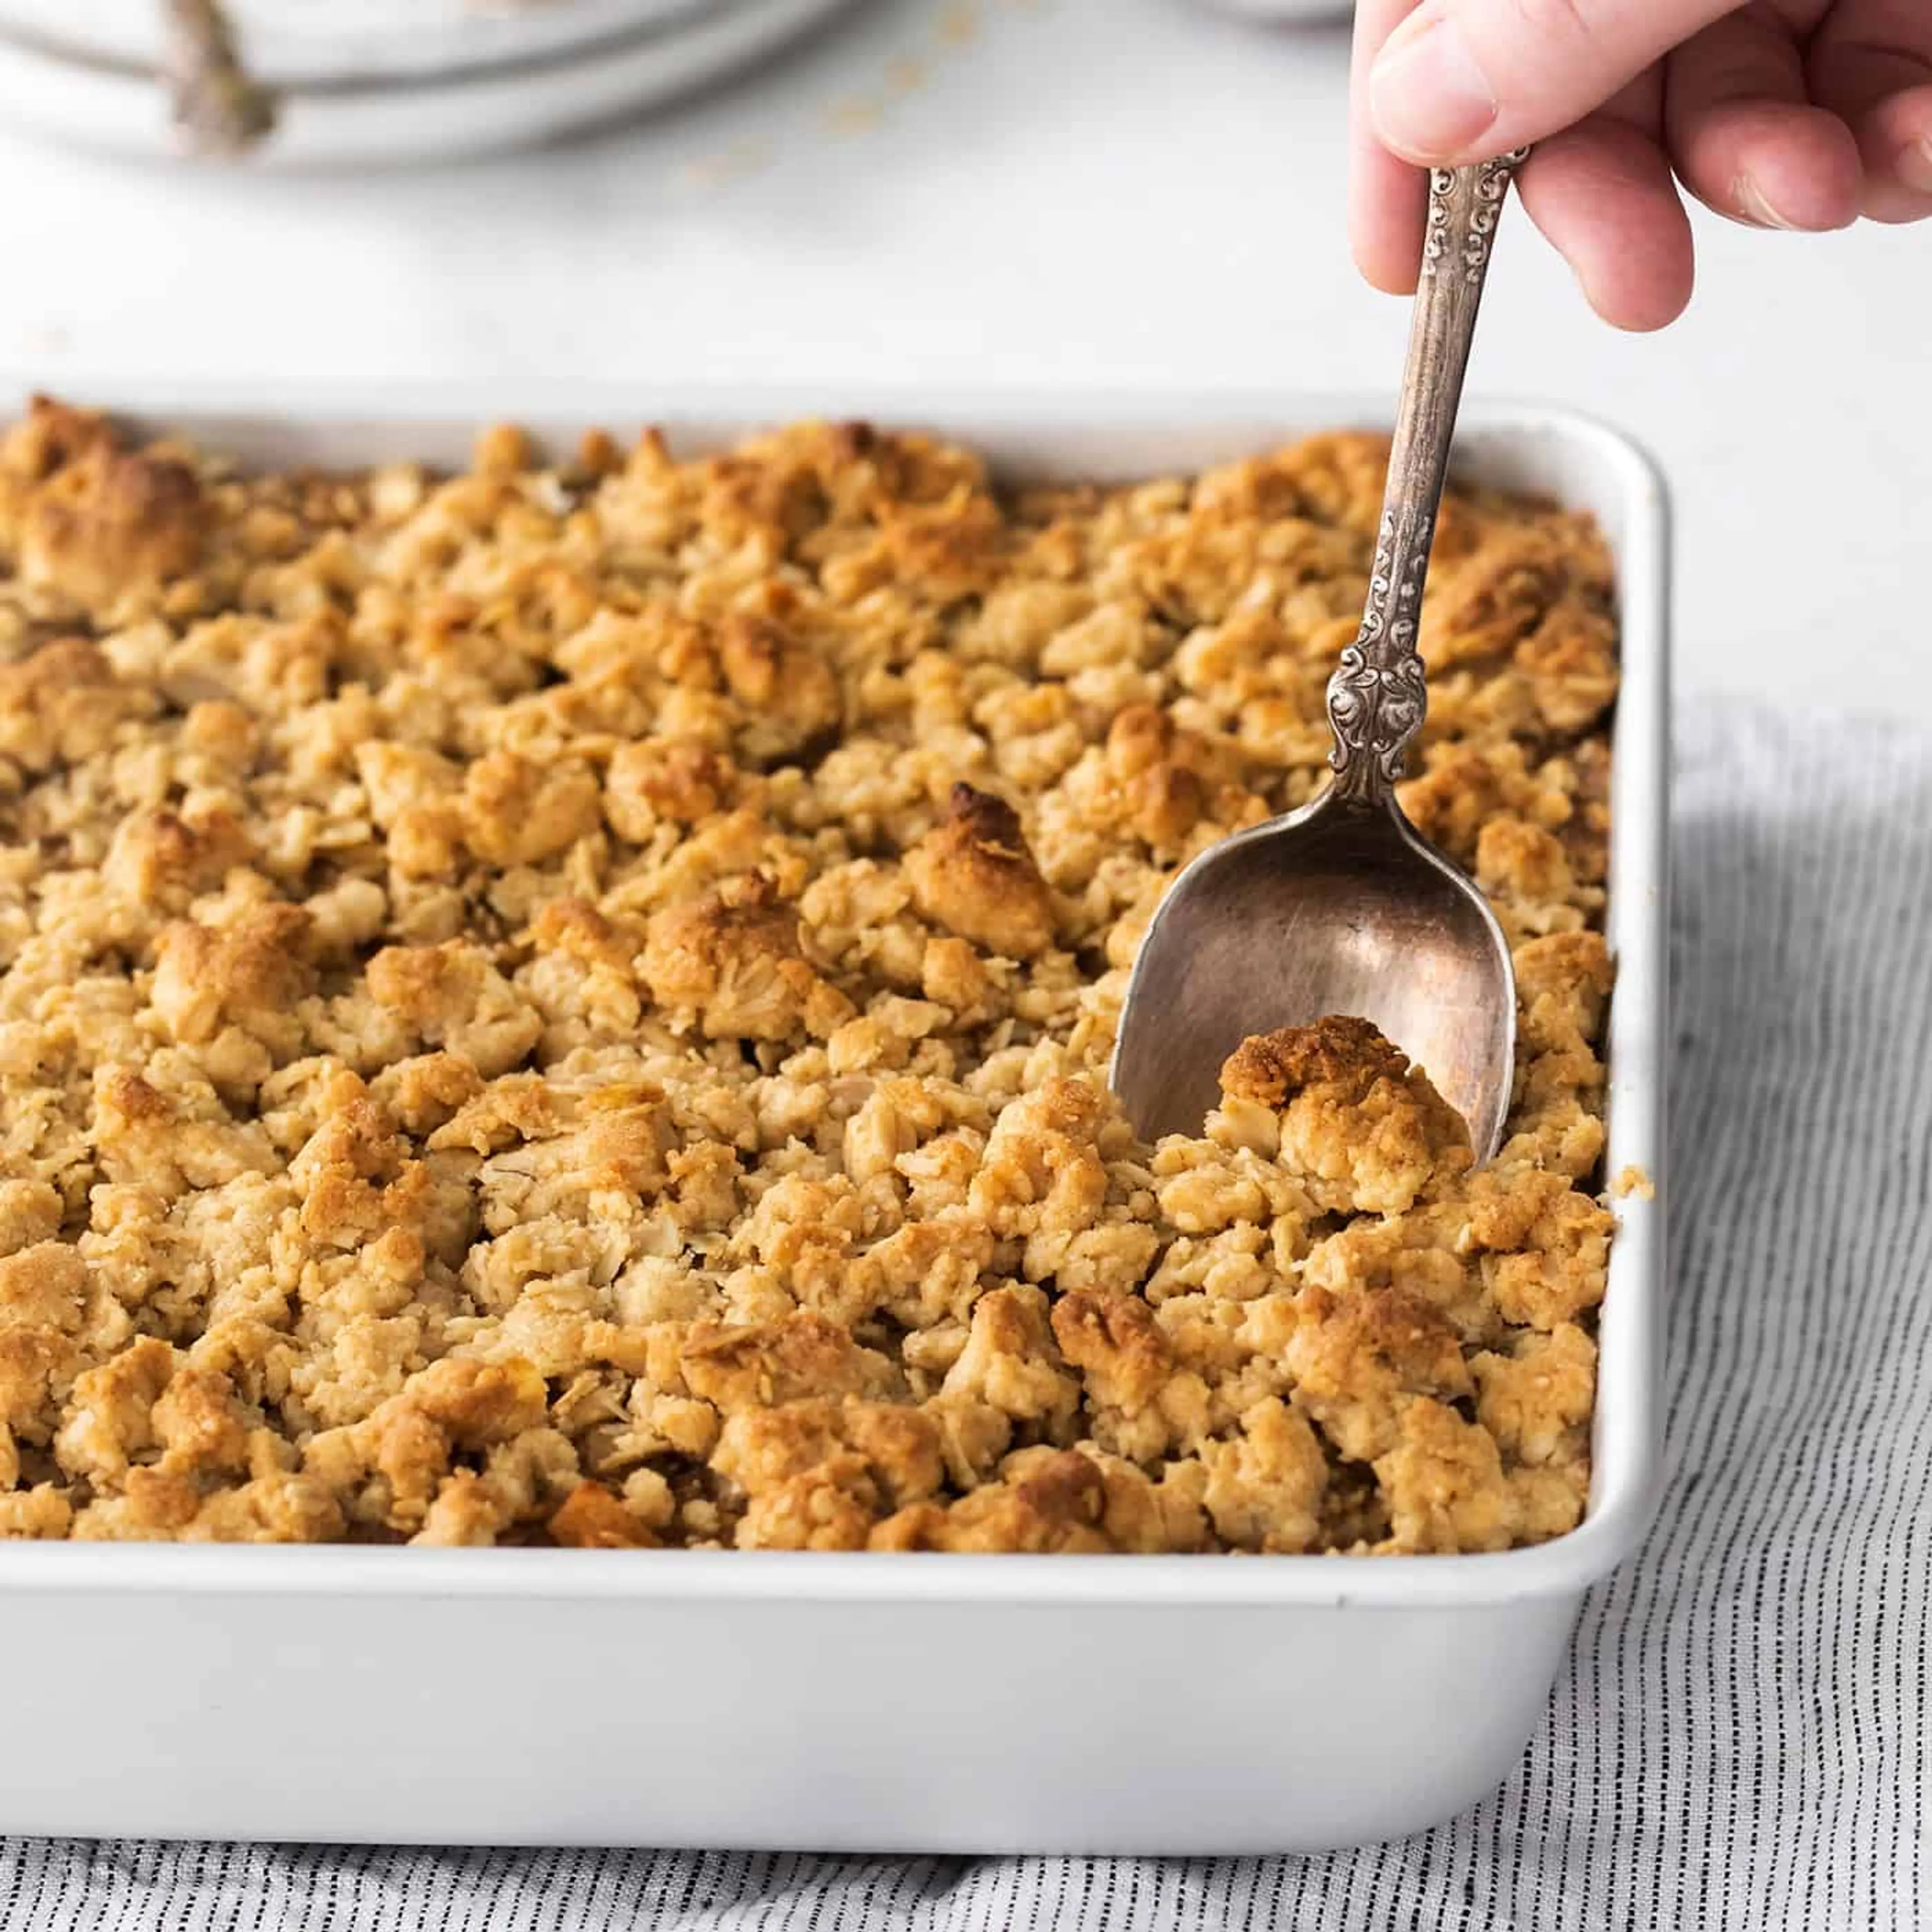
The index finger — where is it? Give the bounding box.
[1367,0,1738,166]
[1350,0,1430,292]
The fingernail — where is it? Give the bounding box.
[1370,7,1498,162]
[1733,175,1797,230]
[1898,137,1932,197]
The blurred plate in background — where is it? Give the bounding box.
[0,0,740,86]
[0,0,861,166]
[1191,0,1352,20]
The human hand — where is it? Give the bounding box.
[1350,0,1932,329]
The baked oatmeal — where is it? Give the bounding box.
[0,398,1619,1554]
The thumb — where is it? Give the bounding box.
[1369,0,1738,163]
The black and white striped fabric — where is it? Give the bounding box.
[5,709,1926,1930]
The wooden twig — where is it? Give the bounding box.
[160,0,277,158]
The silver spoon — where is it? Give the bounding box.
[1112,153,1530,1158]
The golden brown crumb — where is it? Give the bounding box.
[1217,1018,1472,1215]
[904,782,1058,959]
[716,614,842,764]
[3,397,205,617]
[0,405,1618,1554]
[1611,1165,1655,1201]
[548,1478,659,1549]
[640,874,852,1042]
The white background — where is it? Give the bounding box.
[4,0,1927,722]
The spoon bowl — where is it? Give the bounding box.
[1110,788,1516,1152]
[1111,153,1531,1158]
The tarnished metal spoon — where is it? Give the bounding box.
[1112,153,1530,1157]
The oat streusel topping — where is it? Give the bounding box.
[0,398,1618,1554]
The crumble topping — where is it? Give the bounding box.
[0,397,1619,1554]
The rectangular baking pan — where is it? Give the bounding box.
[0,386,1668,1854]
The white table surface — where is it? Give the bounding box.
[3,0,1925,722]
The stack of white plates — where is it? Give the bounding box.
[0,0,862,166]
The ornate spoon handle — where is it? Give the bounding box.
[1326,151,1529,803]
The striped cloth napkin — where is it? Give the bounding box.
[4,707,1925,1930]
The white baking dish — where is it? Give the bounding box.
[0,386,1668,1855]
